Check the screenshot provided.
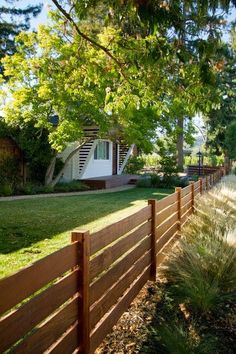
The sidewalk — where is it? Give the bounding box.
[0,185,136,202]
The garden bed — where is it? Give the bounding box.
[95,175,236,354]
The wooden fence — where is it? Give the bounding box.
[0,170,224,354]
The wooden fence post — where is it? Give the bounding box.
[148,199,157,281]
[71,230,90,354]
[175,187,182,232]
[199,178,203,195]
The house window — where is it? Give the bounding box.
[94,141,110,160]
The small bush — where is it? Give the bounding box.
[161,236,236,313]
[124,156,145,174]
[136,177,152,188]
[0,157,21,195]
[0,183,14,196]
[54,180,89,193]
[137,174,188,188]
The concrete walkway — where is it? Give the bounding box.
[0,185,136,202]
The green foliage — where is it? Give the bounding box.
[0,157,21,195]
[54,180,89,193]
[124,156,145,174]
[137,174,188,188]
[161,183,236,313]
[9,180,89,196]
[143,321,218,354]
[225,121,236,159]
[0,1,42,75]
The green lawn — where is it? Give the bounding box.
[0,187,173,278]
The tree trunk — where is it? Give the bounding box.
[45,155,57,186]
[45,138,93,187]
[176,117,184,172]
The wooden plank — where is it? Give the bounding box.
[194,180,200,190]
[0,270,79,353]
[71,231,90,354]
[90,235,151,306]
[47,321,79,354]
[181,200,192,215]
[90,249,151,330]
[181,184,191,197]
[156,212,178,238]
[90,265,151,353]
[181,192,192,207]
[195,186,201,196]
[0,243,79,316]
[156,232,180,266]
[156,192,178,211]
[90,205,151,255]
[156,222,178,253]
[181,207,192,224]
[12,296,80,354]
[156,202,178,226]
[90,221,151,281]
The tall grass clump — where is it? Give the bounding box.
[160,176,236,314]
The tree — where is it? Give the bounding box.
[225,120,236,159]
[1,1,234,184]
[205,41,236,167]
[0,0,42,74]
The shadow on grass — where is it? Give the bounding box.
[0,188,172,255]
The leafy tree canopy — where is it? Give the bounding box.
[0,0,42,74]
[0,0,235,182]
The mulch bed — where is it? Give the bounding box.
[95,281,161,354]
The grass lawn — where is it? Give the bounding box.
[0,187,173,278]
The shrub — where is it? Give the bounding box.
[0,183,14,196]
[137,174,188,188]
[143,322,218,354]
[0,157,21,195]
[136,177,152,188]
[161,236,236,313]
[124,156,145,174]
[54,180,89,192]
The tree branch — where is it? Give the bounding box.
[51,0,126,74]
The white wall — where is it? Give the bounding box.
[80,141,113,179]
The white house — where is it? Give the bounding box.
[60,128,135,182]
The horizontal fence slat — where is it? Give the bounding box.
[0,243,79,316]
[90,249,151,330]
[156,202,178,226]
[181,200,192,215]
[90,265,151,353]
[156,222,179,253]
[90,206,152,255]
[156,212,178,238]
[47,321,79,354]
[12,296,80,354]
[181,192,192,207]
[0,270,79,353]
[181,184,191,197]
[195,186,201,196]
[90,235,151,306]
[90,221,151,281]
[156,192,178,211]
[156,232,179,266]
[181,207,192,224]
[194,180,200,189]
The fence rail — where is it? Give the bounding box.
[0,169,225,354]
